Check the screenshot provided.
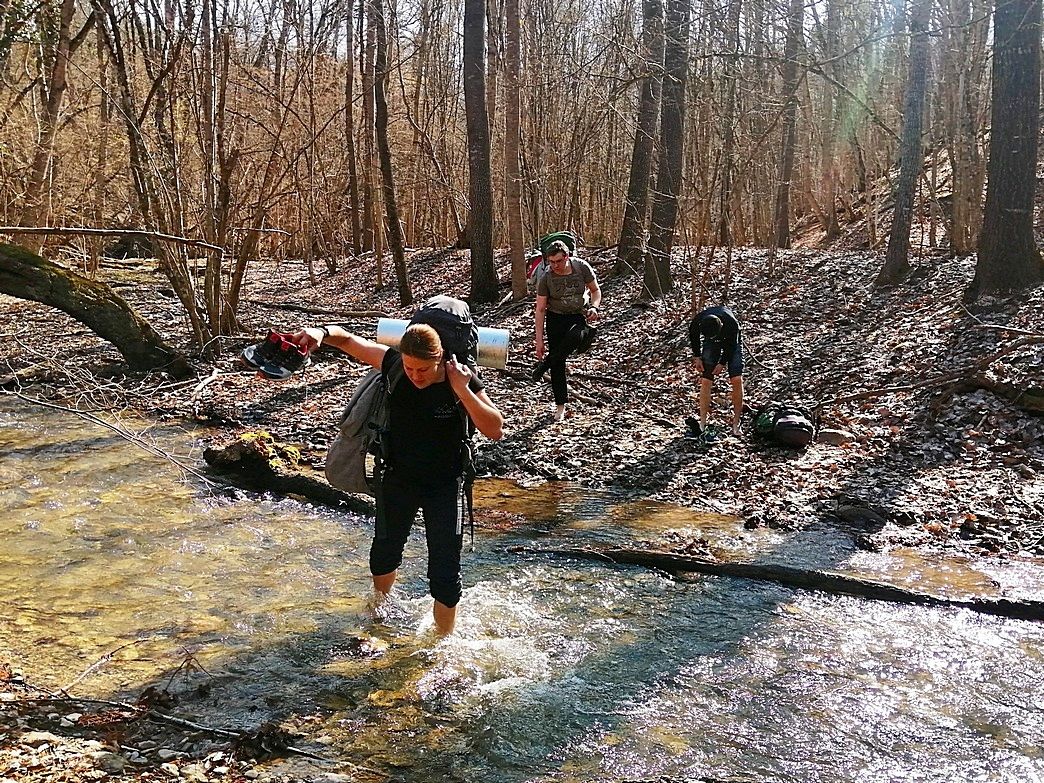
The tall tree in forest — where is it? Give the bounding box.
[344,6,362,256]
[772,0,804,252]
[876,0,932,286]
[716,0,742,246]
[374,0,411,305]
[463,0,498,302]
[969,0,1044,297]
[816,0,842,240]
[942,0,989,256]
[643,0,690,298]
[504,0,526,298]
[360,0,378,261]
[614,0,664,279]
[89,0,213,346]
[20,0,83,231]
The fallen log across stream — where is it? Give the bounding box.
[509,545,1044,622]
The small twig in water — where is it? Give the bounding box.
[61,639,150,695]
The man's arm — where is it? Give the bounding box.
[290,325,388,370]
[534,294,548,359]
[585,279,602,322]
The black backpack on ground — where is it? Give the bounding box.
[753,401,815,448]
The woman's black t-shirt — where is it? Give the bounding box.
[382,349,483,488]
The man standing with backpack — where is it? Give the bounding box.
[532,236,602,423]
[687,305,744,439]
[289,303,503,636]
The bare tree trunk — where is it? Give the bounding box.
[715,0,741,247]
[344,8,362,257]
[90,0,212,347]
[876,0,931,286]
[771,0,803,255]
[642,0,690,299]
[374,0,411,306]
[614,0,664,279]
[818,0,842,241]
[504,0,525,299]
[463,0,498,302]
[89,21,111,276]
[20,0,79,232]
[946,0,988,257]
[969,0,1044,297]
[360,0,377,259]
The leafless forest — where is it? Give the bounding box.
[1,0,1041,341]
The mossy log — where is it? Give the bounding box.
[203,436,373,516]
[0,243,191,378]
[511,545,1044,622]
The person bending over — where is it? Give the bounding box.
[687,305,744,438]
[291,323,504,635]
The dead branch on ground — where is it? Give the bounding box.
[0,226,223,253]
[511,545,1044,622]
[817,336,1044,409]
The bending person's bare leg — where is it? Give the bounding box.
[699,377,713,430]
[730,375,744,435]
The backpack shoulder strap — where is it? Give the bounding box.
[383,350,405,395]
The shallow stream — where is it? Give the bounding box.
[2,398,1043,782]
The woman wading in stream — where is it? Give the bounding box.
[290,322,504,635]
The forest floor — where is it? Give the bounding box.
[2,242,1042,555]
[1,242,1043,782]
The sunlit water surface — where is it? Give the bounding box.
[2,399,1043,782]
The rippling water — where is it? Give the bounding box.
[2,398,1043,782]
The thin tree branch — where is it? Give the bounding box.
[0,226,223,252]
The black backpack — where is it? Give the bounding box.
[409,295,479,371]
[753,402,815,448]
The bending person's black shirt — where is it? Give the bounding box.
[688,305,741,356]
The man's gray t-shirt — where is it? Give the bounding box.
[536,258,595,314]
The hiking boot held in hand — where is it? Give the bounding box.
[241,330,311,380]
